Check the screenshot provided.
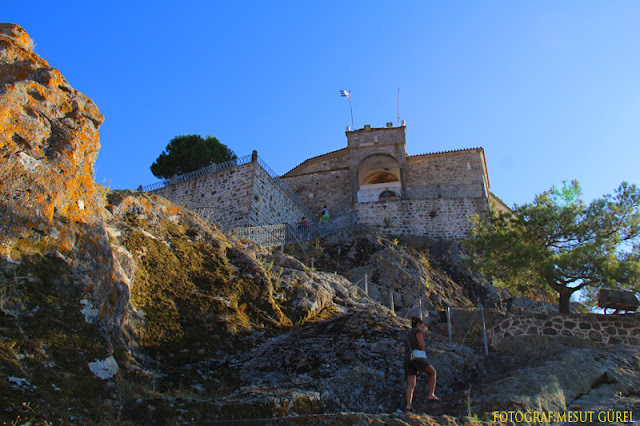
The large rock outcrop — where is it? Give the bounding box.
[0,23,104,255]
[313,233,510,322]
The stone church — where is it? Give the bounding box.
[147,122,504,239]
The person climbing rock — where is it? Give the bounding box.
[403,316,440,411]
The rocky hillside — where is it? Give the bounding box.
[1,24,639,425]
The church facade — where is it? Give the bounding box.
[282,123,498,238]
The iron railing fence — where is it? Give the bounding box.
[445,305,489,356]
[231,212,356,247]
[191,207,229,228]
[140,155,253,192]
[231,223,288,248]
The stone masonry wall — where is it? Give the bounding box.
[406,149,487,186]
[250,165,308,226]
[282,170,351,219]
[355,198,489,239]
[151,159,310,230]
[282,150,351,218]
[151,162,255,230]
[406,150,488,198]
[488,313,640,347]
[406,183,486,199]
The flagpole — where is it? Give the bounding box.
[397,88,400,126]
[339,89,354,130]
[349,98,354,130]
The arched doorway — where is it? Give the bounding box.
[357,154,401,202]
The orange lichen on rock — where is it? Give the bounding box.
[0,23,104,258]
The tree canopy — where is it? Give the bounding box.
[464,180,640,313]
[150,134,237,180]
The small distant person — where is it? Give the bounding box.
[404,317,439,411]
[296,217,310,239]
[320,206,329,224]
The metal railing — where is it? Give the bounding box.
[140,155,253,192]
[231,223,288,247]
[191,207,227,227]
[445,305,489,356]
[231,212,356,247]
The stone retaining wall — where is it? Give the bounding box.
[488,313,640,347]
[151,158,308,230]
[250,165,308,227]
[152,162,255,230]
[355,197,489,239]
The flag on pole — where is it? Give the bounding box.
[339,90,354,129]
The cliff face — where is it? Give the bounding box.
[0,24,638,425]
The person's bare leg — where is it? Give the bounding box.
[405,375,417,409]
[424,366,440,400]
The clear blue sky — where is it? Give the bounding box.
[5,1,640,208]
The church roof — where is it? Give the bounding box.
[408,147,483,157]
[282,147,348,177]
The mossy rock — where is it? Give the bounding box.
[0,254,119,424]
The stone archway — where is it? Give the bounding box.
[357,154,401,202]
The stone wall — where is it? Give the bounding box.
[406,149,488,192]
[488,313,640,347]
[282,150,352,218]
[151,158,309,230]
[250,165,309,226]
[405,183,486,199]
[355,198,489,239]
[152,162,255,230]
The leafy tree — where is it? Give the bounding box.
[464,180,640,313]
[150,134,237,180]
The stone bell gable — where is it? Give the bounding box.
[282,123,492,239]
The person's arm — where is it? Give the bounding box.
[416,331,426,351]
